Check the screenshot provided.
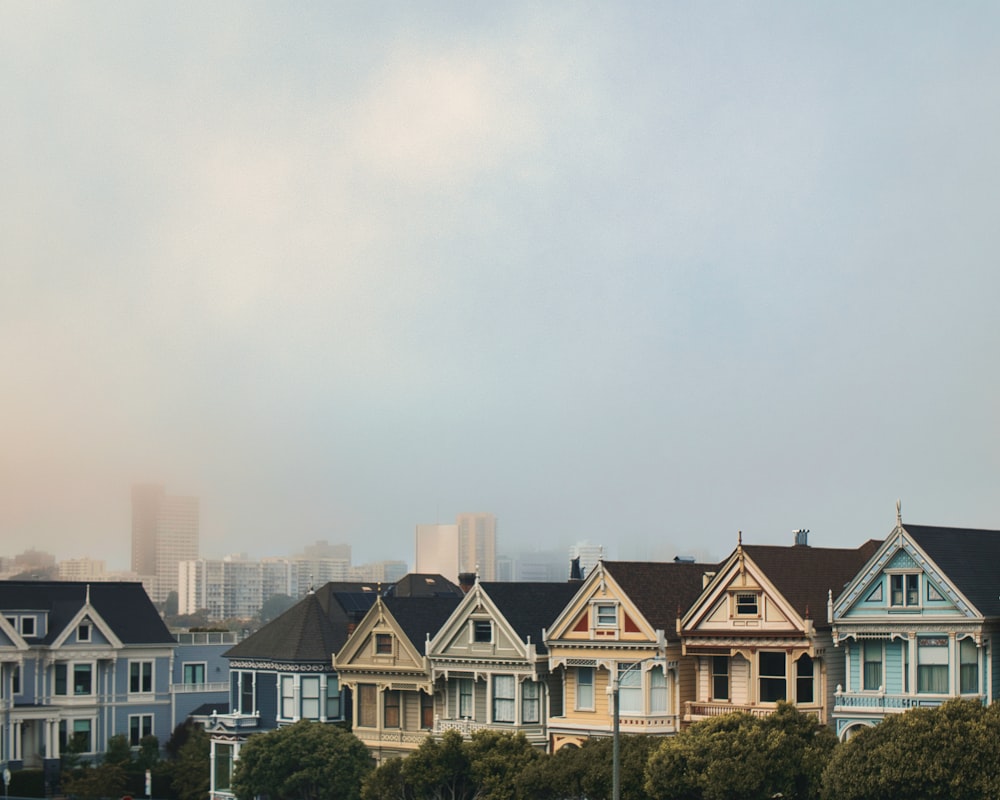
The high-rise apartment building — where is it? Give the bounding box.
[132,483,199,602]
[457,512,497,580]
[415,513,497,582]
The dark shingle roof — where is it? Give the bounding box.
[389,573,462,598]
[601,561,719,634]
[383,595,462,650]
[226,581,380,661]
[904,524,1000,618]
[743,539,882,627]
[0,581,173,644]
[477,582,581,654]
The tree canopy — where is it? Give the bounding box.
[646,702,836,800]
[232,720,373,800]
[821,698,1000,800]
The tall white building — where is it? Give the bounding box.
[569,540,604,579]
[415,513,498,582]
[457,512,497,580]
[132,483,199,602]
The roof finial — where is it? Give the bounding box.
[896,498,902,527]
[85,583,91,605]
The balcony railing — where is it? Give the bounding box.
[206,711,261,729]
[171,681,230,694]
[434,717,548,741]
[685,701,824,724]
[834,691,984,713]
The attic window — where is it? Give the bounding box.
[20,617,36,637]
[735,593,759,616]
[78,623,92,642]
[473,620,492,643]
[596,604,617,627]
[375,633,393,655]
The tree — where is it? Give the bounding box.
[362,756,407,800]
[260,593,297,623]
[232,720,373,800]
[164,723,211,800]
[61,763,127,800]
[466,730,542,800]
[645,703,837,800]
[821,698,1000,800]
[104,733,133,767]
[399,730,475,800]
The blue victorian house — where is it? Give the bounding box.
[832,505,1000,739]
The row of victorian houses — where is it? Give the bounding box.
[204,508,1000,800]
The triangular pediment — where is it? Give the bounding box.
[333,599,424,672]
[51,603,122,650]
[835,526,976,621]
[682,548,802,635]
[545,563,657,645]
[428,584,528,662]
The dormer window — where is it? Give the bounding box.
[596,604,617,627]
[375,633,393,655]
[21,617,35,637]
[473,620,493,643]
[735,593,759,616]
[78,623,91,642]
[890,574,919,607]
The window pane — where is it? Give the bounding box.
[384,690,401,728]
[576,667,594,709]
[74,664,92,695]
[619,665,642,714]
[522,681,540,723]
[493,675,515,722]
[649,667,667,713]
[473,621,492,642]
[796,655,814,703]
[359,684,377,727]
[458,679,473,718]
[960,639,979,694]
[301,677,320,720]
[326,678,341,719]
[711,656,729,701]
[280,676,295,719]
[863,642,883,691]
[758,652,786,703]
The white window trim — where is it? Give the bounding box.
[182,661,207,685]
[128,713,154,747]
[129,660,155,695]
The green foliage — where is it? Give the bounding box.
[400,730,475,800]
[232,720,373,800]
[104,733,134,767]
[8,768,46,798]
[136,734,162,771]
[163,723,211,800]
[821,698,1000,800]
[260,593,297,622]
[362,756,407,800]
[645,703,836,800]
[466,729,542,800]
[61,762,127,800]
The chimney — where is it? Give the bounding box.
[458,572,476,593]
[793,529,810,546]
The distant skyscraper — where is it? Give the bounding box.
[569,540,604,579]
[415,523,460,581]
[132,483,199,602]
[457,512,497,580]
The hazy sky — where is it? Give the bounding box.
[3,3,998,571]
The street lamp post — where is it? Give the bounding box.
[610,655,665,800]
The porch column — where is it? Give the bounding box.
[13,719,23,760]
[949,633,958,695]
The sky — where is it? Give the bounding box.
[2,2,999,572]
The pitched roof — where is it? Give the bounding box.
[904,524,1000,617]
[389,573,462,598]
[477,582,581,654]
[383,595,463,650]
[601,561,719,634]
[226,581,380,661]
[0,581,173,645]
[743,539,882,626]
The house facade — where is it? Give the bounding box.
[544,560,713,751]
[832,510,1000,739]
[427,581,580,749]
[679,533,879,728]
[208,581,382,800]
[0,581,177,789]
[333,592,462,763]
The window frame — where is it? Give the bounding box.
[375,633,393,655]
[301,676,321,720]
[522,680,540,723]
[73,663,94,696]
[279,675,296,720]
[618,663,642,714]
[458,678,473,719]
[649,665,667,714]
[182,662,206,686]
[472,620,493,643]
[129,660,154,694]
[917,636,949,694]
[960,638,979,694]
[575,666,595,711]
[758,651,787,703]
[711,656,729,701]
[735,592,760,617]
[383,689,401,728]
[77,623,91,643]
[862,641,883,691]
[236,670,256,715]
[795,654,814,703]
[326,676,341,720]
[128,713,154,747]
[889,573,920,608]
[595,604,617,627]
[492,675,516,723]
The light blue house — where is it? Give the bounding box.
[0,581,177,788]
[831,506,1000,740]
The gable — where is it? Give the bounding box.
[429,589,527,662]
[682,550,802,635]
[546,564,657,644]
[835,526,979,622]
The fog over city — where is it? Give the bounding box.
[2,3,998,571]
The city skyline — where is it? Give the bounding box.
[2,4,998,571]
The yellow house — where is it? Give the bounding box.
[544,560,714,751]
[679,533,880,728]
[333,592,462,763]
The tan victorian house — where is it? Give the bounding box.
[544,560,715,751]
[679,532,880,727]
[427,580,580,750]
[333,584,462,763]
